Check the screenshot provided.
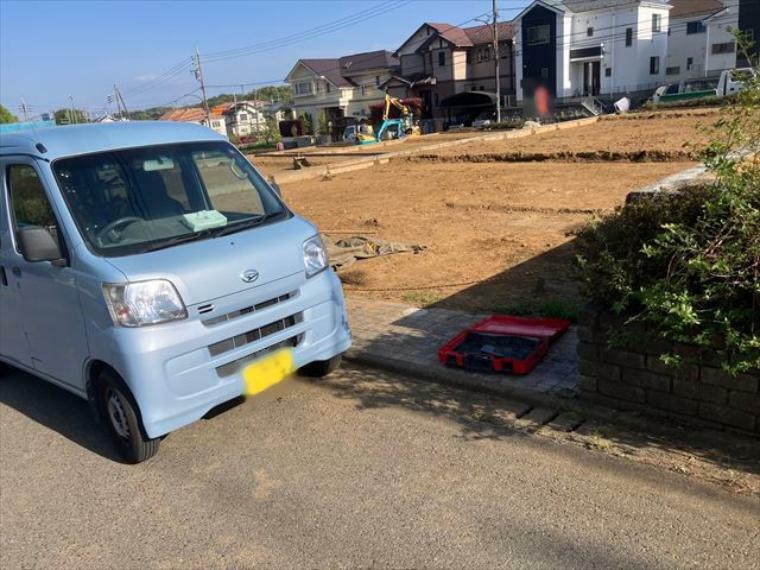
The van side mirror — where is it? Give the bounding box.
[17,227,64,264]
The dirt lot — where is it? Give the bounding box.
[280,161,693,313]
[271,111,710,314]
[249,131,488,179]
[423,112,720,160]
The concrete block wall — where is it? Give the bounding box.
[577,304,759,436]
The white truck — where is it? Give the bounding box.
[652,68,755,104]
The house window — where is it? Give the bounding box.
[375,75,380,87]
[625,27,633,46]
[686,21,706,35]
[500,42,509,59]
[649,56,660,75]
[652,14,661,33]
[712,42,735,54]
[687,57,693,70]
[605,67,612,77]
[587,27,593,37]
[326,83,331,93]
[527,24,550,46]
[466,50,473,64]
[666,66,680,75]
[438,51,445,67]
[212,120,221,128]
[294,81,312,95]
[239,113,248,122]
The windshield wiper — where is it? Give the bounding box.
[142,230,213,253]
[211,212,280,238]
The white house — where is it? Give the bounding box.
[221,101,267,139]
[285,50,398,139]
[513,0,672,102]
[666,0,739,82]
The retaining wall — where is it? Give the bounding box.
[577,305,759,436]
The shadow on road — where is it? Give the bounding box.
[0,368,120,461]
[317,365,760,485]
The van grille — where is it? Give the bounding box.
[208,313,303,357]
[202,292,296,326]
[215,335,302,378]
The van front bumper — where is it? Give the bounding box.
[103,269,351,438]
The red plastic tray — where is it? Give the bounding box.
[438,315,570,375]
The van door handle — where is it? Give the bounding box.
[11,266,21,277]
[0,266,6,286]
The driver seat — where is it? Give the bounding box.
[133,170,185,220]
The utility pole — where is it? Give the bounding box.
[68,95,77,124]
[492,0,502,123]
[20,98,29,122]
[192,46,211,125]
[114,84,130,120]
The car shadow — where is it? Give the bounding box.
[0,367,121,461]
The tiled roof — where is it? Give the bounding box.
[299,58,353,87]
[159,107,206,122]
[463,22,514,44]
[340,50,399,74]
[419,21,514,50]
[668,0,724,19]
[427,22,474,47]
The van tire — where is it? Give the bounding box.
[298,355,342,378]
[97,370,160,464]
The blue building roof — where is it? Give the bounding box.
[0,121,226,161]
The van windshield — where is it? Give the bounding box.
[53,141,287,256]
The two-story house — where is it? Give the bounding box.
[386,22,515,119]
[285,50,398,139]
[667,0,740,82]
[214,101,267,139]
[513,0,672,103]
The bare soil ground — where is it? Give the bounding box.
[268,111,710,313]
[280,160,694,313]
[425,113,718,159]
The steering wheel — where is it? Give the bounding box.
[96,216,143,245]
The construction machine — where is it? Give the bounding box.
[350,94,420,144]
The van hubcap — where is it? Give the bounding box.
[106,390,130,439]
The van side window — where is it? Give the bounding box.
[7,165,58,236]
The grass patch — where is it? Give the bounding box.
[402,291,444,307]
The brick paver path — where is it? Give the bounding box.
[346,298,578,398]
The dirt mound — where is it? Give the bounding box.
[406,150,694,163]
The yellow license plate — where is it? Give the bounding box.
[242,348,295,396]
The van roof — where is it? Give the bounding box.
[0,121,226,161]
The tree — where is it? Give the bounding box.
[298,112,313,135]
[0,103,18,124]
[54,108,88,125]
[261,116,282,146]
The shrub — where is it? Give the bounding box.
[575,33,760,373]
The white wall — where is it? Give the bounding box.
[667,4,738,83]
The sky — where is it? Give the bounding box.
[0,0,531,118]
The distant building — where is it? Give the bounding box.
[285,50,399,139]
[387,22,515,119]
[667,0,740,82]
[159,107,228,137]
[512,0,672,103]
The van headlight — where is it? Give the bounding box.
[103,280,187,327]
[303,235,328,278]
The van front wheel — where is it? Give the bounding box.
[298,355,342,378]
[97,371,160,464]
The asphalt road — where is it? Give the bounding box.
[1,364,758,569]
